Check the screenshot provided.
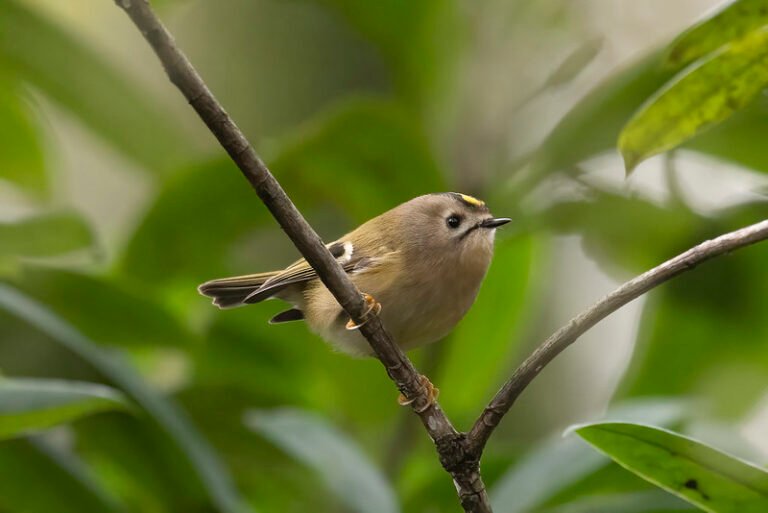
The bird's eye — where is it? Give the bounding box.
[446,215,462,229]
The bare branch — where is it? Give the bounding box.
[113,1,491,511]
[467,219,768,455]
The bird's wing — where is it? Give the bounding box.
[250,241,357,299]
[198,240,388,308]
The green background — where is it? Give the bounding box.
[0,0,766,511]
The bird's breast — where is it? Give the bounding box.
[301,245,493,356]
[379,252,491,351]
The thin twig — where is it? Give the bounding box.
[467,219,768,455]
[113,1,491,511]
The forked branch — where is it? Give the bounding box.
[113,2,768,512]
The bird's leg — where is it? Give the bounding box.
[398,374,439,413]
[344,294,437,411]
[345,293,382,330]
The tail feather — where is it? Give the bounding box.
[198,272,279,309]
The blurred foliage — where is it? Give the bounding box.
[313,0,463,110]
[618,203,768,418]
[0,0,197,174]
[437,234,537,420]
[246,408,398,513]
[1,0,767,512]
[0,377,128,440]
[0,211,94,265]
[0,438,123,513]
[0,73,45,194]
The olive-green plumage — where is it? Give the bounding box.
[199,193,510,356]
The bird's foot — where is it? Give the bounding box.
[345,293,382,330]
[398,374,439,413]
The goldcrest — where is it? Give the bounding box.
[199,193,510,357]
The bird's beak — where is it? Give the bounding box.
[480,217,512,229]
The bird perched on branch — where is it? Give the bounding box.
[199,192,510,408]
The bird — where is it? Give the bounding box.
[198,192,510,409]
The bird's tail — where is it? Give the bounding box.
[198,272,279,308]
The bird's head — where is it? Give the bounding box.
[395,193,511,263]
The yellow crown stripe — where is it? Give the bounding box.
[459,194,485,207]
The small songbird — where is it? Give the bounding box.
[199,193,510,405]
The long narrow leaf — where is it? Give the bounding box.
[665,0,768,68]
[619,28,768,172]
[0,75,46,193]
[246,408,399,513]
[537,49,768,178]
[574,422,768,513]
[0,284,250,513]
[0,377,128,439]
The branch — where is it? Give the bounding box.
[113,1,490,511]
[112,3,768,511]
[467,219,768,455]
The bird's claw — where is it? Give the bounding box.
[345,293,382,330]
[398,374,439,413]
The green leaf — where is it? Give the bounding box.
[665,0,768,68]
[574,422,768,513]
[246,408,399,513]
[491,398,689,513]
[619,28,768,172]
[0,0,196,173]
[0,285,250,513]
[0,74,46,193]
[0,438,122,513]
[536,48,768,178]
[0,377,128,440]
[535,52,676,175]
[0,211,94,259]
